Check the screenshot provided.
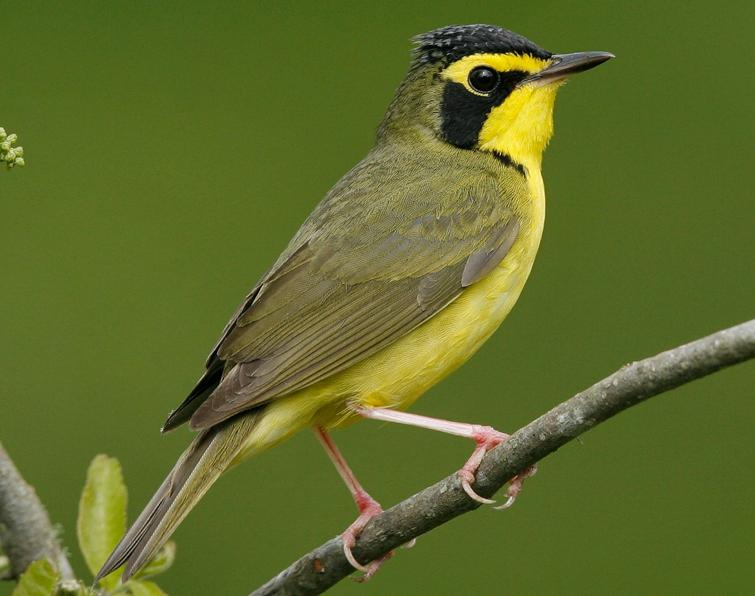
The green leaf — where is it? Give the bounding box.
[12,559,59,596]
[134,541,175,579]
[124,580,168,596]
[77,454,127,589]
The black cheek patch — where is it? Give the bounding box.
[440,83,494,149]
[440,71,528,150]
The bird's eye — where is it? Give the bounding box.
[468,66,499,94]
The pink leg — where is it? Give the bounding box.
[354,407,536,508]
[314,427,392,579]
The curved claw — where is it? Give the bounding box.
[343,533,392,581]
[493,494,517,510]
[342,539,370,574]
[340,496,395,580]
[458,428,539,509]
[457,429,509,505]
[459,470,496,504]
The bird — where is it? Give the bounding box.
[97,23,613,582]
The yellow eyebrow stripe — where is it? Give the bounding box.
[441,53,551,93]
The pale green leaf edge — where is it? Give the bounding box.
[76,454,128,590]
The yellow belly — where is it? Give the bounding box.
[237,168,546,459]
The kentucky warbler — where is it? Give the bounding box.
[98,24,612,581]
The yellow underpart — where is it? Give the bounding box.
[234,173,546,463]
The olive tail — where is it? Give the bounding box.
[96,412,260,583]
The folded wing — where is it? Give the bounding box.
[164,158,522,431]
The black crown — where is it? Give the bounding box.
[412,24,551,67]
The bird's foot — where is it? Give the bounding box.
[458,426,508,504]
[341,493,392,581]
[458,425,536,508]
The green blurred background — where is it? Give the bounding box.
[2,1,753,594]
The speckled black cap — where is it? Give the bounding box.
[412,24,551,67]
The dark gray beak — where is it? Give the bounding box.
[521,51,614,85]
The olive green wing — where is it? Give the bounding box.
[174,161,522,431]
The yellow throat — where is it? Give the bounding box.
[441,53,561,168]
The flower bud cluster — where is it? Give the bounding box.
[0,127,25,168]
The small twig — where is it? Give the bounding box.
[251,319,755,595]
[0,442,74,580]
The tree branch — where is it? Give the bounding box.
[251,319,755,595]
[0,442,74,580]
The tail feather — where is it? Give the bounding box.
[96,412,259,583]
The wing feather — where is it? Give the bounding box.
[179,153,525,430]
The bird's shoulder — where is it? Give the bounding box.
[283,144,518,282]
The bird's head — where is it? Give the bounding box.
[379,24,613,168]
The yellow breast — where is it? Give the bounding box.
[344,164,545,411]
[236,166,545,458]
